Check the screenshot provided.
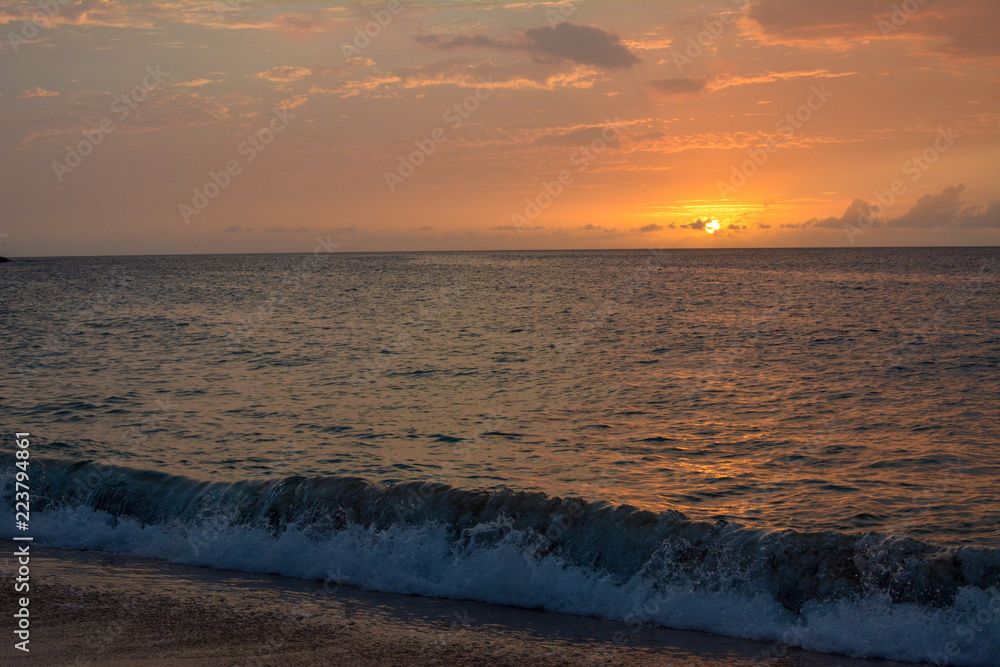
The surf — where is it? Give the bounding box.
[4,456,998,665]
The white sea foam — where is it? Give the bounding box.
[4,500,998,665]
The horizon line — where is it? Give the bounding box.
[3,244,999,260]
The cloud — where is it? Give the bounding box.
[748,0,890,40]
[533,124,622,147]
[263,226,315,233]
[330,59,601,98]
[805,198,875,228]
[17,87,59,98]
[646,70,850,97]
[269,13,342,33]
[638,224,664,233]
[708,69,855,91]
[888,185,999,228]
[55,0,128,26]
[415,33,510,51]
[790,186,999,231]
[575,224,619,234]
[523,22,640,69]
[680,218,710,230]
[256,66,312,83]
[646,77,706,96]
[887,184,966,228]
[16,90,238,147]
[416,22,640,70]
[223,225,252,233]
[277,95,309,110]
[956,201,1000,228]
[748,0,1000,58]
[0,2,349,33]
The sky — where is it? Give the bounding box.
[0,0,998,256]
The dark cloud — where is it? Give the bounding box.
[789,186,999,231]
[887,185,966,228]
[956,201,1000,228]
[574,224,618,233]
[888,185,1000,228]
[646,77,707,96]
[805,198,875,228]
[638,224,663,233]
[748,0,1000,58]
[680,218,708,230]
[524,23,640,69]
[748,0,891,39]
[416,22,640,70]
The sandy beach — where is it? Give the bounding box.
[0,547,923,666]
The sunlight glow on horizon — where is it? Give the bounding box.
[0,0,996,255]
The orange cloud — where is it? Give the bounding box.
[256,66,312,83]
[17,87,59,98]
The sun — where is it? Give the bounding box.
[705,218,721,234]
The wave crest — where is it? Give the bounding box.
[5,457,999,665]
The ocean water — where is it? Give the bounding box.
[2,248,999,664]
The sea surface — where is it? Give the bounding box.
[2,248,999,664]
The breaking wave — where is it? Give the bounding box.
[3,457,998,665]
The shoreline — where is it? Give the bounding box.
[0,546,920,666]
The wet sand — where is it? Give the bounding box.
[1,547,922,666]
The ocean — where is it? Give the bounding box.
[2,248,999,664]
